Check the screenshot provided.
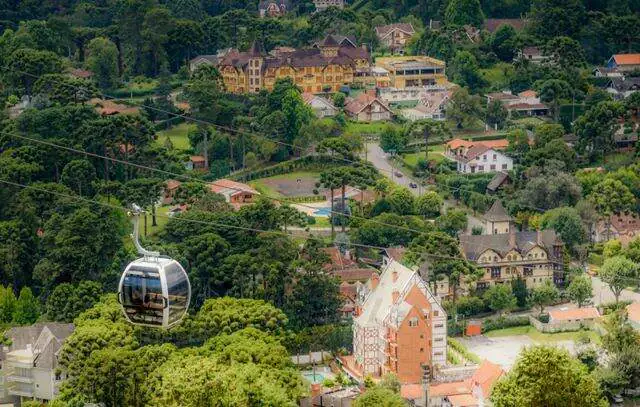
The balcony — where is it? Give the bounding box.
[6,375,33,384]
[8,388,33,398]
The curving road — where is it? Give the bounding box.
[365,142,422,196]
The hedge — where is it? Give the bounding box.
[285,195,327,203]
[448,338,481,364]
[229,155,345,182]
[482,315,530,333]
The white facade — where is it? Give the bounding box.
[451,148,513,174]
[305,95,338,118]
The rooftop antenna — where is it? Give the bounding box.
[129,204,160,258]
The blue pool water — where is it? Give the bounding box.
[302,372,326,384]
[313,207,331,217]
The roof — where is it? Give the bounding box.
[447,139,474,149]
[626,302,640,323]
[470,360,504,397]
[508,102,549,111]
[608,77,640,92]
[190,155,205,163]
[400,383,424,400]
[429,381,471,397]
[484,200,513,222]
[68,68,93,78]
[344,93,391,115]
[447,394,479,407]
[484,18,527,33]
[522,46,541,56]
[302,93,336,110]
[190,55,219,64]
[334,268,376,282]
[486,92,519,101]
[610,213,640,233]
[612,54,640,66]
[320,34,339,47]
[3,323,74,369]
[459,229,563,261]
[518,89,537,98]
[375,23,416,39]
[486,171,510,192]
[210,179,259,197]
[386,247,406,262]
[479,139,509,150]
[549,307,600,321]
[89,98,140,116]
[464,144,491,161]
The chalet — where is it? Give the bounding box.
[258,0,288,17]
[188,155,206,170]
[344,93,392,122]
[518,46,548,64]
[375,23,416,53]
[163,179,182,204]
[486,90,549,117]
[593,213,640,245]
[209,179,260,208]
[605,76,640,99]
[189,55,219,72]
[312,34,357,49]
[483,200,513,235]
[445,139,513,174]
[302,93,338,118]
[607,53,640,72]
[400,91,450,121]
[548,307,600,324]
[341,259,447,384]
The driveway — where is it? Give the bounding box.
[459,335,576,371]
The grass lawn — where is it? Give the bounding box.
[344,121,390,136]
[156,123,196,150]
[250,171,323,198]
[479,63,513,88]
[402,144,445,167]
[486,326,601,344]
[146,205,171,236]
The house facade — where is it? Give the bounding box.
[302,93,338,118]
[607,54,640,72]
[210,179,260,207]
[445,142,513,174]
[313,0,344,12]
[344,93,392,122]
[189,55,219,72]
[375,23,416,53]
[0,323,74,403]
[218,37,370,94]
[258,0,288,17]
[459,223,565,290]
[483,200,513,235]
[593,213,640,245]
[350,260,447,384]
[486,89,549,117]
[375,56,447,89]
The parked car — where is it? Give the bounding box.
[409,183,418,189]
[394,171,403,178]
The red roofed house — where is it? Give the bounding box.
[445,139,513,174]
[188,155,206,170]
[344,92,392,122]
[375,23,416,53]
[163,179,182,204]
[342,259,447,384]
[486,90,549,117]
[209,179,260,207]
[608,54,640,72]
[548,307,600,324]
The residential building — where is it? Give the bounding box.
[302,93,338,118]
[217,37,370,94]
[312,34,357,49]
[375,23,416,53]
[375,56,448,89]
[258,0,288,17]
[189,55,219,72]
[163,179,182,204]
[353,66,392,88]
[482,200,513,235]
[607,54,640,72]
[592,213,640,245]
[593,66,623,78]
[519,46,548,64]
[209,179,260,208]
[425,360,505,407]
[187,155,206,170]
[548,307,600,324]
[605,76,640,99]
[486,171,511,194]
[67,68,93,79]
[0,323,74,403]
[626,302,640,331]
[486,90,549,117]
[399,91,450,121]
[344,93,392,122]
[313,0,344,12]
[445,140,513,174]
[89,98,140,116]
[483,18,527,33]
[459,222,565,290]
[345,259,447,384]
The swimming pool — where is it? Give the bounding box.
[302,372,326,384]
[313,207,331,217]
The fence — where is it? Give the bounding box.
[529,315,596,333]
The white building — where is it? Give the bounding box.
[0,323,74,403]
[302,93,338,118]
[446,143,513,174]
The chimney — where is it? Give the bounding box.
[344,249,351,261]
[509,227,516,248]
[392,270,398,282]
[537,229,543,246]
[392,290,400,303]
[371,273,380,290]
[361,43,368,51]
[311,383,322,397]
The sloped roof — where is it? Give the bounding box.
[484,200,512,222]
[486,171,510,192]
[447,394,479,407]
[459,229,563,261]
[375,23,415,38]
[447,139,474,149]
[320,34,340,47]
[344,93,391,115]
[190,55,219,64]
[470,360,504,398]
[464,144,491,161]
[610,213,640,233]
[626,302,640,323]
[429,381,472,397]
[613,54,640,66]
[484,18,527,33]
[518,89,537,98]
[549,307,600,321]
[210,179,259,196]
[522,46,541,56]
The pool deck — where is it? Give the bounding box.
[292,201,331,217]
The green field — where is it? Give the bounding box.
[479,63,514,88]
[156,123,196,150]
[344,121,390,136]
[485,326,601,344]
[401,144,445,167]
[250,171,323,198]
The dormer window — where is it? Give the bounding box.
[409,317,418,327]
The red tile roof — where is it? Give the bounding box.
[448,393,479,407]
[470,360,504,398]
[447,139,474,149]
[626,302,640,323]
[429,381,471,397]
[613,54,640,66]
[190,155,206,163]
[210,179,259,195]
[400,383,424,400]
[549,307,600,322]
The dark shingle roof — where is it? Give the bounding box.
[483,200,513,222]
[484,19,527,33]
[459,229,562,261]
[486,171,510,192]
[375,23,415,38]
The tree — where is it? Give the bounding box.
[567,274,593,307]
[446,87,484,129]
[483,284,516,315]
[333,92,346,108]
[491,24,518,61]
[416,191,443,219]
[538,79,572,121]
[528,0,586,39]
[12,286,39,325]
[450,51,484,91]
[529,280,559,314]
[33,74,98,105]
[122,178,164,233]
[588,178,635,220]
[534,123,565,147]
[354,387,405,407]
[387,187,415,215]
[486,100,508,130]
[511,276,528,308]
[526,139,577,171]
[444,0,484,27]
[379,124,406,153]
[436,209,468,236]
[491,346,607,407]
[184,65,224,122]
[543,36,586,70]
[540,207,587,249]
[0,286,17,323]
[285,263,341,329]
[86,37,119,89]
[6,48,64,97]
[61,160,96,197]
[45,281,103,322]
[379,373,401,394]
[281,88,313,151]
[575,101,626,161]
[516,171,581,210]
[599,256,638,303]
[276,204,307,232]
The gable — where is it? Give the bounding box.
[524,245,548,259]
[403,284,431,311]
[478,249,501,263]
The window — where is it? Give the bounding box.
[493,154,497,160]
[435,323,444,328]
[435,337,443,342]
[490,164,496,170]
[433,310,439,317]
[420,334,424,339]
[420,348,424,352]
[435,351,443,356]
[491,267,501,279]
[483,155,487,161]
[502,164,508,170]
[478,165,484,171]
[409,317,418,327]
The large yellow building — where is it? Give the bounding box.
[218,36,370,94]
[374,56,447,89]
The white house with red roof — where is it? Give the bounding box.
[445,139,513,174]
[607,53,640,72]
[209,179,260,209]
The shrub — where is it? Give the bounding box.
[538,313,550,323]
[600,300,632,315]
[482,316,530,333]
[449,338,481,364]
[456,296,486,317]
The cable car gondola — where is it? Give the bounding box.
[118,205,191,329]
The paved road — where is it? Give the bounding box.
[591,275,640,305]
[365,142,422,196]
